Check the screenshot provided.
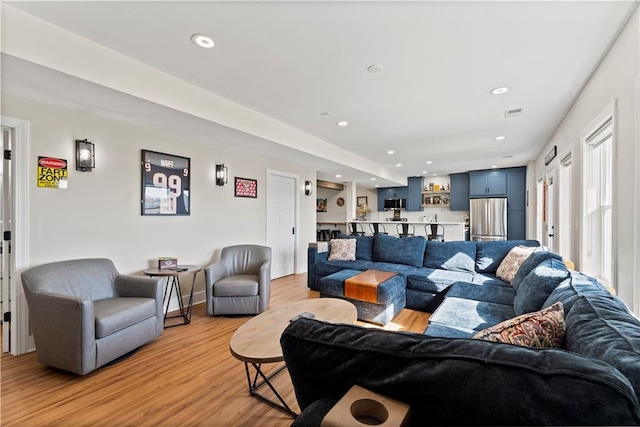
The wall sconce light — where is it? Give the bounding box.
[75,139,95,172]
[216,164,228,186]
[304,180,313,196]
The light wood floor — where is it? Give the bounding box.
[1,273,429,426]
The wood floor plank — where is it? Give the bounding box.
[1,273,429,426]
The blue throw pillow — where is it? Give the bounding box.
[424,241,476,272]
[373,234,426,268]
[565,296,640,401]
[475,240,539,273]
[513,258,569,315]
[337,234,374,261]
[512,250,563,291]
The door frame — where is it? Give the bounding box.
[266,169,299,278]
[1,116,32,355]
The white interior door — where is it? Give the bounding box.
[546,168,556,252]
[1,127,11,352]
[266,171,296,278]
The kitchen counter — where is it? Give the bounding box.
[349,221,467,241]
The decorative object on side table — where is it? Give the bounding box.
[141,149,190,216]
[234,177,257,198]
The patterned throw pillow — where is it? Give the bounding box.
[496,245,536,284]
[472,302,565,348]
[328,239,356,261]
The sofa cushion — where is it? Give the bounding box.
[213,275,259,296]
[282,318,640,426]
[423,241,476,272]
[542,271,623,315]
[496,245,536,284]
[565,295,640,401]
[473,302,565,349]
[406,268,474,293]
[513,258,569,316]
[337,234,374,261]
[373,234,426,268]
[475,240,539,274]
[446,281,515,305]
[424,322,476,338]
[328,238,356,261]
[512,250,563,291]
[429,297,515,331]
[315,260,417,279]
[471,273,511,287]
[94,297,156,339]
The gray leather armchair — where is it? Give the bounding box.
[204,245,272,315]
[21,258,164,375]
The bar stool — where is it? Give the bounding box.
[350,223,365,236]
[317,228,331,241]
[330,229,341,239]
[396,223,415,238]
[369,223,388,235]
[426,224,445,242]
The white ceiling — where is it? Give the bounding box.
[2,1,638,188]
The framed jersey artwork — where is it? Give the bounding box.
[141,149,190,215]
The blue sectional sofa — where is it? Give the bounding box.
[294,235,640,425]
[308,234,539,312]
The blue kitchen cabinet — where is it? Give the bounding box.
[406,176,424,211]
[450,173,469,211]
[469,170,507,197]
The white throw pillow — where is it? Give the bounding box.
[496,245,536,284]
[328,239,356,261]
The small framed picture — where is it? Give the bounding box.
[316,198,327,212]
[357,196,368,207]
[234,177,257,198]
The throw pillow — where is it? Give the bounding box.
[328,239,356,261]
[473,302,565,349]
[496,245,536,284]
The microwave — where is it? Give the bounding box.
[383,198,406,210]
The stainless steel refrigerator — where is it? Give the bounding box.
[470,197,507,241]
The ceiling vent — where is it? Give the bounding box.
[505,108,523,118]
[502,155,514,159]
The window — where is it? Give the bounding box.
[582,113,614,285]
[558,151,573,261]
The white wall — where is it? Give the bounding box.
[4,93,317,303]
[534,9,640,311]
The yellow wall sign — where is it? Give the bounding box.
[37,156,68,189]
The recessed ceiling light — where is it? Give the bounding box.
[426,161,433,165]
[422,171,428,174]
[336,174,342,178]
[374,184,379,187]
[490,86,509,95]
[433,174,437,177]
[367,64,383,73]
[387,150,394,154]
[396,164,402,167]
[336,121,349,127]
[491,165,498,168]
[495,136,506,141]
[371,177,376,181]
[191,33,215,49]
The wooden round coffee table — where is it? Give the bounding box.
[230,298,357,417]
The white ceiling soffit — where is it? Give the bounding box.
[2,1,638,187]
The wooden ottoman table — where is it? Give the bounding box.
[318,269,406,325]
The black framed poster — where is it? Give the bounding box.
[141,150,190,215]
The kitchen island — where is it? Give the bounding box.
[348,221,467,241]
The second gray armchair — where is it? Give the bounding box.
[204,245,272,316]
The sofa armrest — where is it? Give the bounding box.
[307,243,330,290]
[282,318,640,426]
[204,260,228,314]
[258,260,271,312]
[115,274,162,299]
[26,291,96,375]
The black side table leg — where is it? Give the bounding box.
[243,362,297,418]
